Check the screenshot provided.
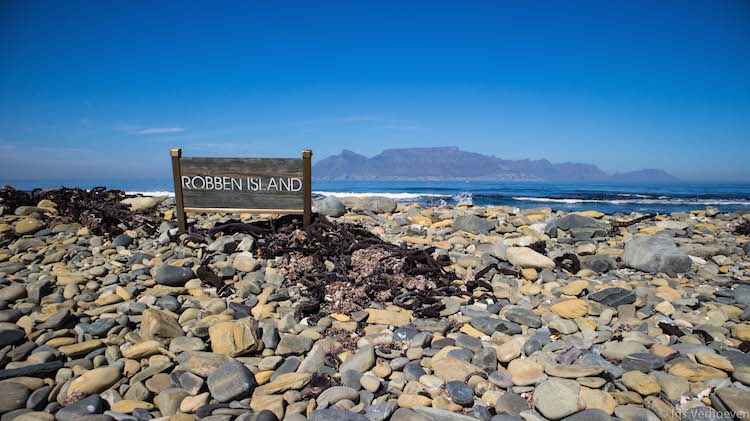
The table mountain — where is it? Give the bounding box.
[313,147,678,182]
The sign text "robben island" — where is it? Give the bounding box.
[181,175,303,192]
[170,149,313,231]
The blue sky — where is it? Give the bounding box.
[1,0,749,182]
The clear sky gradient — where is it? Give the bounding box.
[1,1,749,182]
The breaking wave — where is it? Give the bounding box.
[509,196,750,205]
[126,191,175,197]
[313,191,445,200]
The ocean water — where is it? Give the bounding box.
[3,179,750,215]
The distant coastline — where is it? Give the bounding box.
[312,147,680,183]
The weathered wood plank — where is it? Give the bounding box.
[179,157,305,211]
[303,150,312,227]
[170,148,187,231]
[181,158,302,178]
[182,189,303,209]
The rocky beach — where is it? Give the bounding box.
[2,187,750,421]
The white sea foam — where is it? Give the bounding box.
[121,189,750,207]
[126,191,175,197]
[313,191,445,200]
[512,196,750,205]
[453,191,473,204]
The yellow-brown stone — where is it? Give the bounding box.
[365,308,412,327]
[668,361,728,382]
[551,299,588,319]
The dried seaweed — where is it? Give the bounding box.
[0,185,161,236]
[609,214,657,235]
[735,220,750,236]
[693,329,714,345]
[528,241,547,255]
[474,263,518,281]
[658,322,685,337]
[197,259,234,297]
[324,327,360,351]
[301,373,337,399]
[554,253,581,273]
[255,214,461,319]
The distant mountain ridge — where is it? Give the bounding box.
[312,147,679,182]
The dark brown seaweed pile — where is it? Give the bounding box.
[0,185,161,236]
[735,219,750,236]
[256,215,461,320]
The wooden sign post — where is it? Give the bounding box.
[170,148,313,232]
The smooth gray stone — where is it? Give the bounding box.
[270,356,301,381]
[110,234,133,248]
[26,385,52,410]
[0,382,31,413]
[504,307,542,328]
[363,401,398,421]
[680,406,723,421]
[472,347,498,372]
[412,406,478,421]
[206,361,257,403]
[495,393,529,416]
[445,381,474,407]
[623,236,691,275]
[622,353,665,372]
[390,408,431,421]
[276,335,313,356]
[548,214,601,232]
[613,405,660,421]
[55,395,106,421]
[453,214,496,234]
[153,265,194,286]
[339,346,375,373]
[581,351,624,380]
[588,287,636,307]
[0,323,26,347]
[316,386,359,407]
[313,196,347,217]
[403,362,426,382]
[561,409,614,421]
[470,317,521,336]
[582,255,616,273]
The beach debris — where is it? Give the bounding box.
[608,213,657,234]
[735,219,750,236]
[256,215,461,319]
[0,185,162,236]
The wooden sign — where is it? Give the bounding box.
[170,148,312,231]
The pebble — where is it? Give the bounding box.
[0,382,31,413]
[445,381,474,406]
[0,195,749,421]
[154,264,195,286]
[532,378,587,420]
[621,371,661,396]
[207,361,258,402]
